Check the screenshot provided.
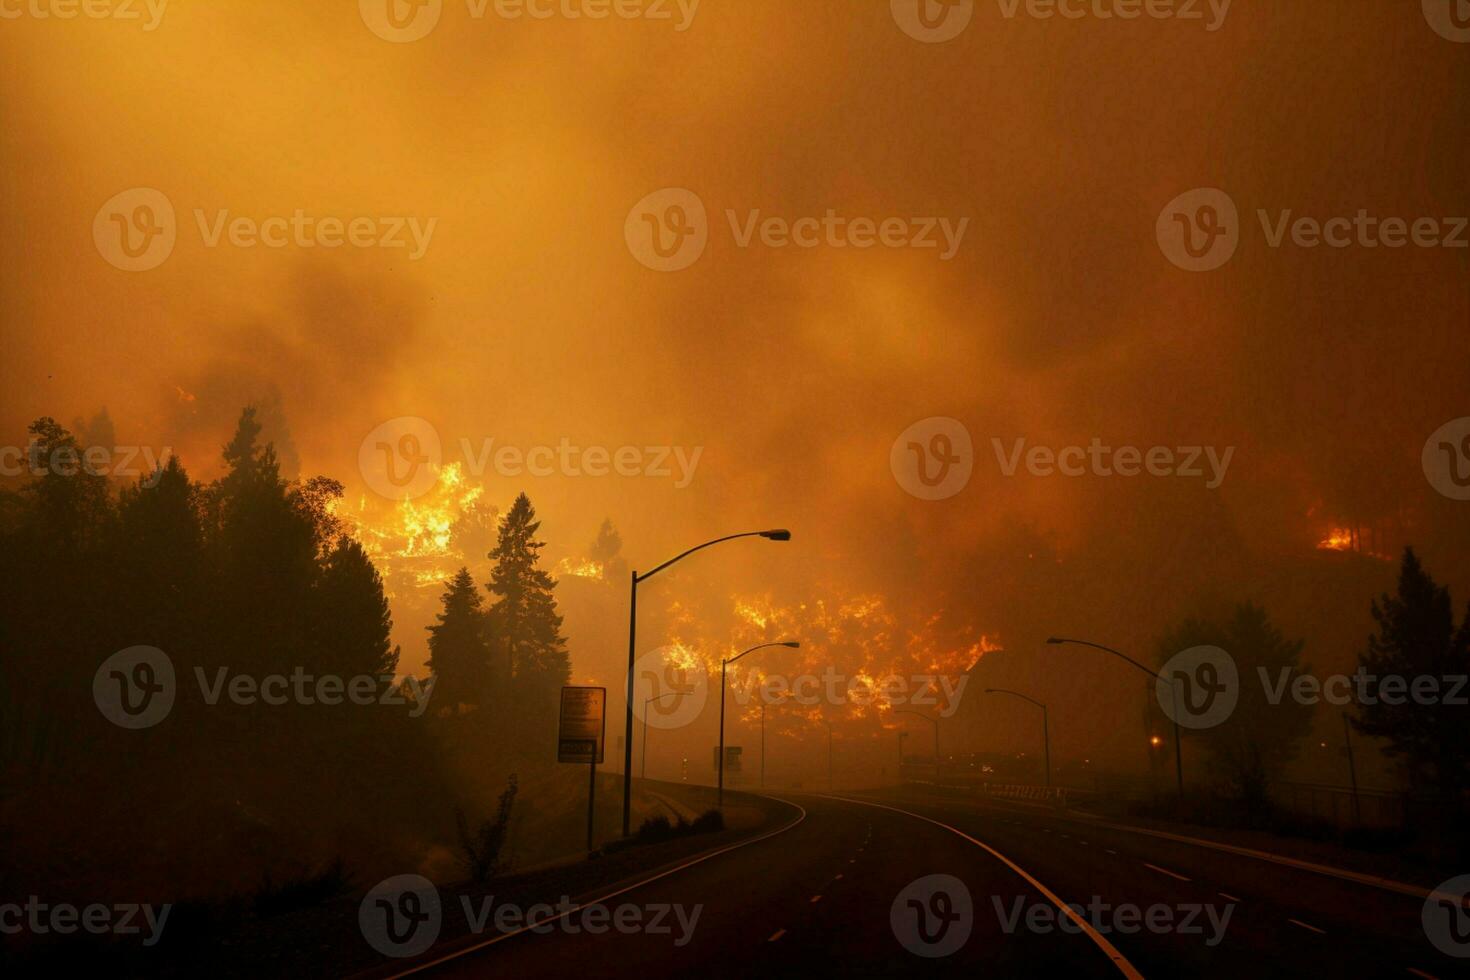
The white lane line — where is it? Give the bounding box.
[1143,862,1192,883]
[768,929,786,943]
[1105,849,1118,855]
[376,797,809,979]
[810,895,822,904]
[1407,967,1439,979]
[834,874,844,881]
[1288,918,1325,935]
[824,795,1143,980]
[1219,892,1241,902]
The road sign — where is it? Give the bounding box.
[559,686,606,764]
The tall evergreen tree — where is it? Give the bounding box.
[1354,548,1470,801]
[485,494,570,717]
[315,537,397,681]
[427,568,492,713]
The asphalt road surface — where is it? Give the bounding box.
[368,789,1463,979]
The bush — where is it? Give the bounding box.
[456,774,518,884]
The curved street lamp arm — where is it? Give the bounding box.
[638,530,791,583]
[725,639,800,666]
[1046,637,1156,678]
[985,687,1046,711]
[894,708,939,731]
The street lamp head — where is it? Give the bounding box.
[760,529,792,541]
[984,688,997,693]
[1045,637,1063,645]
[780,641,801,648]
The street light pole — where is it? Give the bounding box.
[718,640,799,809]
[621,529,791,837]
[1047,636,1184,803]
[985,688,1050,789]
[896,709,940,784]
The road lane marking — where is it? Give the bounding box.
[1143,863,1192,883]
[1219,892,1241,902]
[1106,849,1117,855]
[1288,918,1325,934]
[834,874,844,881]
[374,797,809,979]
[1407,968,1439,979]
[810,895,822,904]
[907,791,1452,902]
[824,795,1143,980]
[768,929,786,943]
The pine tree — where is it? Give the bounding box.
[427,568,492,712]
[1354,548,1470,800]
[485,494,570,717]
[316,537,397,681]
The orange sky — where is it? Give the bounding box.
[3,0,1468,775]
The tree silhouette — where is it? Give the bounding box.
[484,493,570,726]
[427,567,493,713]
[1156,603,1313,814]
[1353,548,1470,803]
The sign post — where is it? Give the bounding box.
[559,686,606,851]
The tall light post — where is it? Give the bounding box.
[896,708,940,783]
[986,688,1050,789]
[621,529,791,837]
[1047,636,1184,802]
[641,691,687,781]
[719,640,800,808]
[897,730,909,781]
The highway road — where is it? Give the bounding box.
[366,788,1463,979]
